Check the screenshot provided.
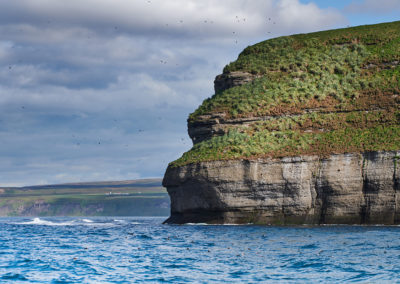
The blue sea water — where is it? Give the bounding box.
[0,217,400,283]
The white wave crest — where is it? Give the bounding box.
[183,222,247,226]
[18,218,75,226]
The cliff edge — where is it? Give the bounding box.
[163,21,400,224]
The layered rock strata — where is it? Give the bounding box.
[164,151,400,224]
[188,108,389,145]
[214,71,259,93]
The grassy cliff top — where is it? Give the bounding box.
[172,21,400,167]
[224,21,400,75]
[190,21,400,121]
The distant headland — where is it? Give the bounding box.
[0,178,169,216]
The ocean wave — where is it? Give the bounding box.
[183,222,248,226]
[15,218,117,226]
[17,218,75,226]
[1,216,398,282]
[1,273,28,281]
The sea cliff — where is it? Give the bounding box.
[163,21,400,224]
[164,151,400,224]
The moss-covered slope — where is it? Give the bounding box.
[173,21,400,167]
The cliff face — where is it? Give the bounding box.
[189,72,261,144]
[164,151,400,224]
[163,21,400,224]
[214,71,259,93]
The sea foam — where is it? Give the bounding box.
[18,218,75,226]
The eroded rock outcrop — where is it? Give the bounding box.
[214,71,259,93]
[163,21,400,224]
[164,151,400,224]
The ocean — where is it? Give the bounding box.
[0,217,399,283]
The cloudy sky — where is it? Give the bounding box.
[0,0,399,186]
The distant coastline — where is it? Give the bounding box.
[0,178,169,217]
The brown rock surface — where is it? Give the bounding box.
[214,71,259,93]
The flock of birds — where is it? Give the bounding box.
[6,7,279,167]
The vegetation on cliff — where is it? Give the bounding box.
[172,21,400,167]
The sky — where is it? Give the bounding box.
[0,0,399,186]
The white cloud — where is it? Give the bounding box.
[0,41,13,60]
[0,0,348,185]
[276,0,346,33]
[0,72,199,114]
[0,0,346,38]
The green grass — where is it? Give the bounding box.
[241,110,400,133]
[224,21,400,75]
[189,21,400,122]
[172,21,400,167]
[171,125,400,167]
